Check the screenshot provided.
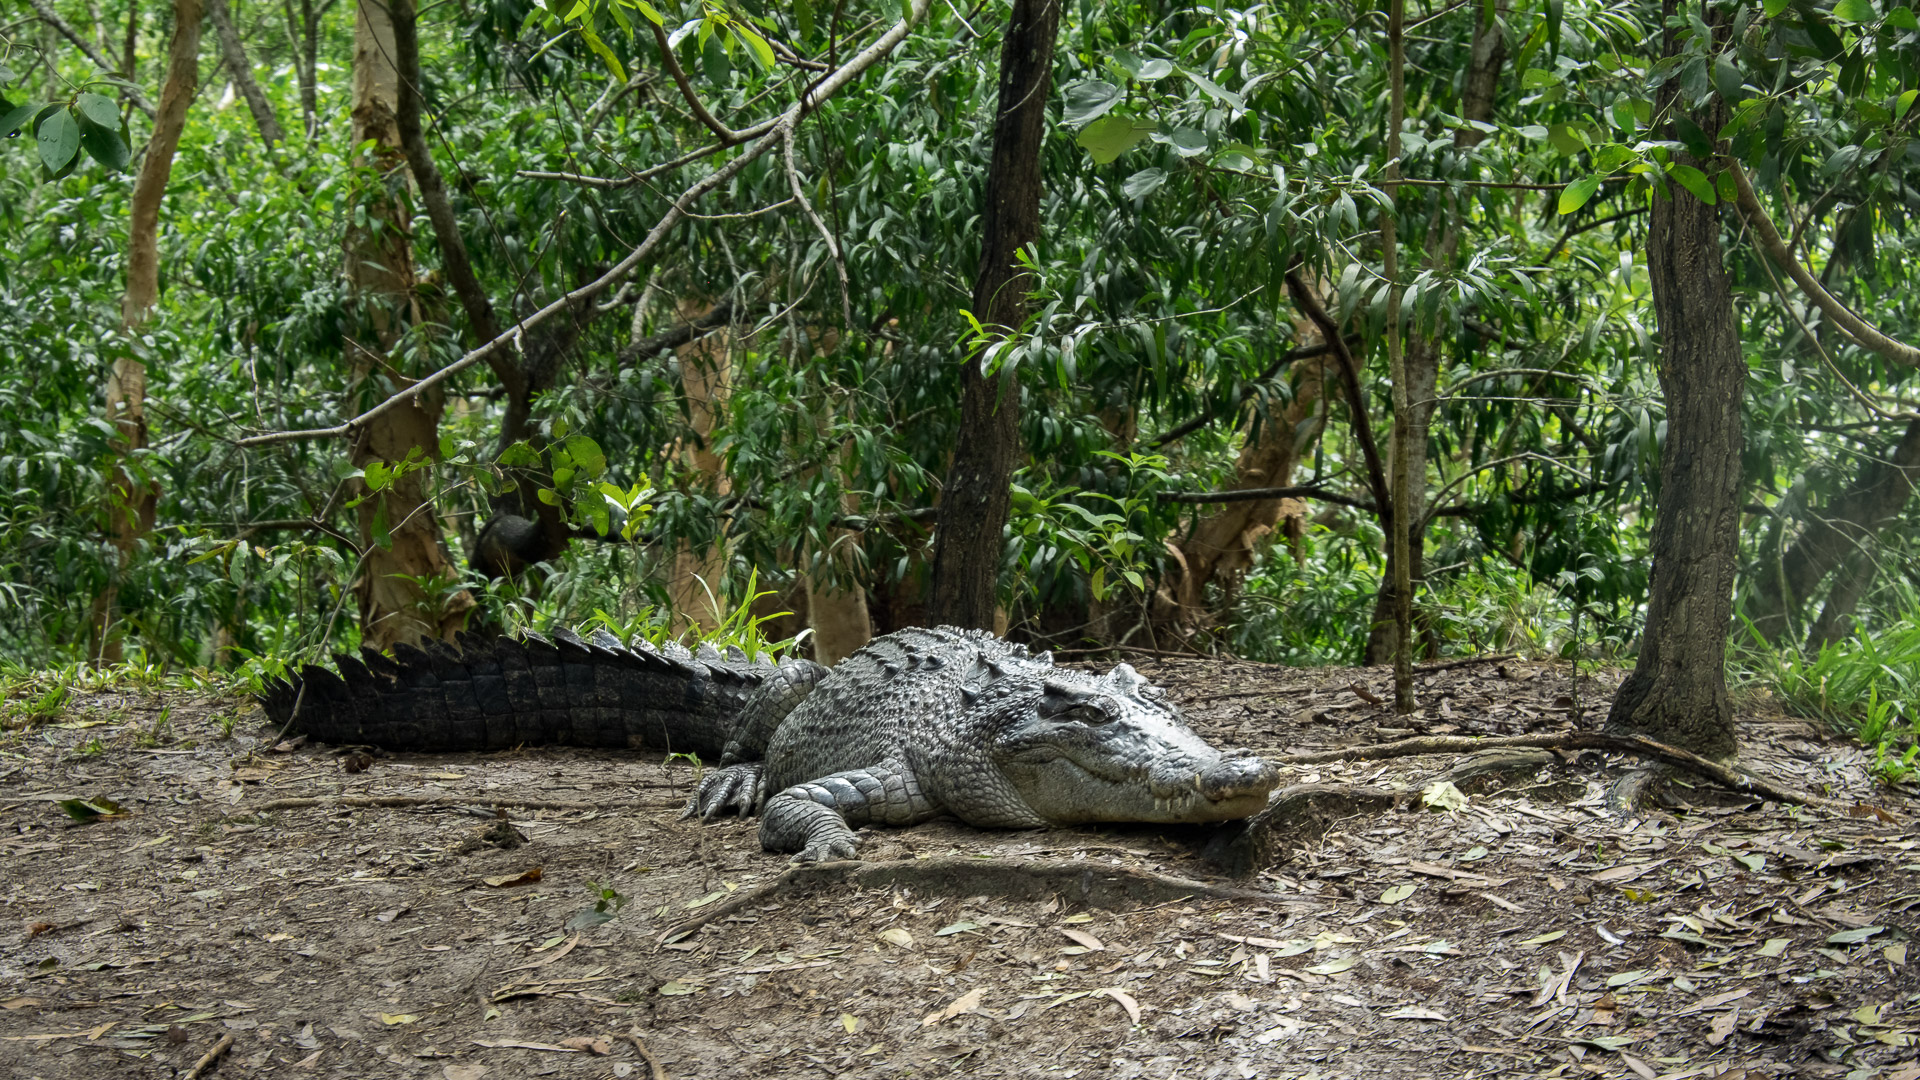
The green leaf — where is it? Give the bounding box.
[1121,167,1165,199]
[1711,57,1745,103]
[636,0,665,24]
[1076,114,1153,165]
[1832,0,1876,21]
[0,100,37,138]
[35,107,80,171]
[1135,58,1173,80]
[1666,163,1716,204]
[733,24,775,69]
[1547,122,1585,155]
[1061,80,1123,126]
[74,91,117,128]
[1762,0,1790,14]
[77,117,129,169]
[1184,71,1243,110]
[1897,88,1918,121]
[1557,175,1603,214]
[793,0,812,39]
[564,435,608,477]
[1890,5,1919,28]
[580,26,628,83]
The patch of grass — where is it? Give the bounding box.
[1739,619,1920,786]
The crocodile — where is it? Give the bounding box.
[258,625,1281,860]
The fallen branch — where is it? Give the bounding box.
[659,857,1298,943]
[183,1033,235,1080]
[250,794,636,812]
[1274,731,1852,812]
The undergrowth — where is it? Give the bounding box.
[1735,618,1920,786]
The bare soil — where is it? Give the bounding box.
[1,656,1916,1080]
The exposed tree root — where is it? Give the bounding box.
[659,857,1305,944]
[1201,783,1399,877]
[1433,748,1557,793]
[1274,731,1858,813]
[1607,764,1675,816]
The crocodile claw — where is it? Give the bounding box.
[793,835,859,863]
[682,763,765,821]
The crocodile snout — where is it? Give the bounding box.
[1196,754,1280,803]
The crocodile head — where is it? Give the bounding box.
[972,662,1279,827]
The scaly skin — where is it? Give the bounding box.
[262,625,1281,860]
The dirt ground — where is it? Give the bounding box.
[1,654,1916,1080]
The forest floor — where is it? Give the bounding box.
[0,655,1915,1080]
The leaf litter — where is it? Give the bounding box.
[0,659,1912,1076]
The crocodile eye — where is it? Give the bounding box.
[1064,704,1112,725]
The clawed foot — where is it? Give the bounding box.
[680,763,765,821]
[792,834,859,862]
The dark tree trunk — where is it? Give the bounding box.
[1745,417,1920,642]
[927,0,1060,630]
[208,0,287,148]
[1605,1,1742,759]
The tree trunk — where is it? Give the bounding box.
[669,325,734,634]
[1157,342,1332,635]
[283,0,321,141]
[926,0,1060,630]
[1362,3,1503,667]
[1605,0,1742,759]
[1744,417,1920,643]
[207,0,285,148]
[91,0,201,663]
[345,0,471,651]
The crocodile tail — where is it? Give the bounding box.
[258,628,769,755]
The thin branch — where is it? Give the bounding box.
[1726,160,1920,367]
[649,18,737,142]
[782,123,852,329]
[1162,484,1377,514]
[1285,268,1393,530]
[236,0,936,450]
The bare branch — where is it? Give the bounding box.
[1726,159,1920,367]
[236,0,936,450]
[782,124,852,330]
[649,18,738,142]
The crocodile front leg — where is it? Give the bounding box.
[759,763,939,861]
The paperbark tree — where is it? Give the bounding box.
[91,0,201,663]
[927,0,1061,629]
[1605,1,1743,758]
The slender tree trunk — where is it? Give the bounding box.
[1605,0,1742,759]
[1363,3,1504,668]
[283,0,321,141]
[91,0,202,663]
[122,0,140,78]
[344,0,471,650]
[927,0,1060,630]
[1378,0,1413,709]
[1744,417,1920,642]
[207,0,285,148]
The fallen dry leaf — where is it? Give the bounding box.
[921,987,985,1027]
[1707,1009,1738,1046]
[483,867,543,889]
[1061,928,1105,951]
[559,1036,611,1054]
[1099,987,1141,1024]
